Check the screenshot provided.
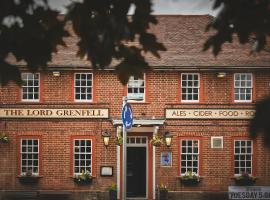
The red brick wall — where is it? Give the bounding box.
[0,70,270,192]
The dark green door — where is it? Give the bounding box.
[126,147,146,198]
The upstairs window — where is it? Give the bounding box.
[74,73,93,102]
[21,73,40,101]
[127,76,145,102]
[181,73,199,102]
[180,139,200,175]
[234,140,253,176]
[234,73,253,102]
[73,139,92,175]
[20,139,39,176]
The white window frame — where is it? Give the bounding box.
[234,140,253,176]
[211,136,223,149]
[234,73,253,102]
[180,139,200,175]
[20,139,39,176]
[73,139,92,175]
[181,73,200,102]
[21,73,40,102]
[127,75,145,102]
[74,73,93,102]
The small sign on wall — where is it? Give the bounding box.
[160,152,172,167]
[100,166,113,177]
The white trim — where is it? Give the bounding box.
[234,139,253,176]
[181,73,200,102]
[211,136,223,148]
[234,73,253,102]
[117,126,121,199]
[74,72,93,102]
[112,119,165,126]
[152,126,158,200]
[73,139,93,176]
[127,136,148,199]
[127,74,146,103]
[20,138,39,176]
[21,72,40,102]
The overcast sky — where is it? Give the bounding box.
[48,0,218,16]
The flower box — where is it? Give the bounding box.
[180,171,200,186]
[18,176,40,184]
[109,183,117,200]
[109,190,117,200]
[234,178,256,186]
[157,183,168,200]
[73,170,93,185]
[73,178,93,184]
[234,172,256,186]
[181,178,200,186]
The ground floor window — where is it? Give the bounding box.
[73,139,92,175]
[180,139,200,175]
[234,139,253,175]
[20,138,39,176]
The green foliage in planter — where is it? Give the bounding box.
[234,172,256,186]
[115,134,123,146]
[150,134,164,146]
[157,183,168,200]
[180,171,200,186]
[74,170,93,184]
[109,183,117,200]
[19,170,40,184]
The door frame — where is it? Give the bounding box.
[118,134,153,200]
[126,136,148,199]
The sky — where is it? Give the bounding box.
[48,0,219,16]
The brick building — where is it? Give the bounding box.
[1,15,270,200]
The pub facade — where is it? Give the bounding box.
[0,15,270,200]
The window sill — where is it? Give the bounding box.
[17,176,42,184]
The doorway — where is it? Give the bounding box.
[126,147,147,198]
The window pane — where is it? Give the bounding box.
[73,139,92,175]
[181,74,199,101]
[75,73,93,101]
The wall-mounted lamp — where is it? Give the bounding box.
[102,130,111,147]
[217,72,226,78]
[52,71,61,77]
[164,131,172,147]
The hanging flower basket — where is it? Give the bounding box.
[115,134,123,146]
[73,170,93,185]
[180,171,200,186]
[150,135,164,147]
[234,173,256,186]
[0,134,9,143]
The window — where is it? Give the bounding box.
[21,73,40,101]
[180,139,199,175]
[20,139,39,176]
[73,139,92,175]
[127,76,145,101]
[234,140,253,175]
[181,73,199,102]
[74,73,93,101]
[234,73,253,102]
[211,136,223,148]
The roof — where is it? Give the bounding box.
[11,15,270,69]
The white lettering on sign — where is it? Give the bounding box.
[166,109,255,119]
[0,108,109,119]
[229,186,270,200]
